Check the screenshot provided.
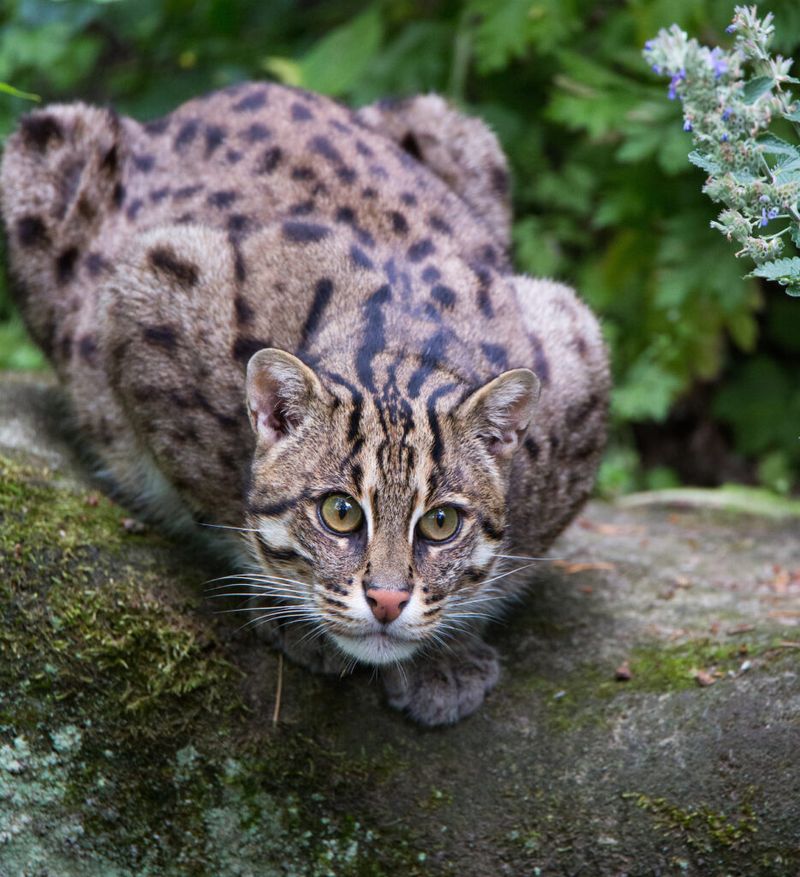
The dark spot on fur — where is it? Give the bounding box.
[431,284,456,310]
[112,182,126,208]
[55,248,78,284]
[234,294,254,324]
[291,103,313,121]
[350,245,374,270]
[389,211,408,235]
[480,244,497,265]
[144,117,169,136]
[282,221,330,244]
[21,114,63,151]
[150,186,170,203]
[428,214,452,235]
[524,436,540,460]
[126,199,144,220]
[176,212,195,224]
[233,335,270,366]
[399,131,422,161]
[16,216,48,248]
[85,252,111,276]
[173,184,203,200]
[233,90,267,112]
[335,206,355,224]
[401,192,417,206]
[133,153,155,173]
[233,245,247,283]
[291,165,315,182]
[242,123,271,142]
[204,124,226,157]
[208,189,238,209]
[337,166,357,185]
[289,200,315,216]
[148,246,199,288]
[309,135,342,164]
[257,146,283,174]
[227,213,250,235]
[356,140,374,158]
[421,265,440,284]
[367,164,387,180]
[76,195,95,222]
[142,324,178,349]
[226,148,243,164]
[330,119,352,135]
[407,239,435,262]
[573,335,588,358]
[174,118,200,151]
[471,262,494,318]
[529,332,550,385]
[299,277,334,350]
[491,165,509,195]
[78,336,98,366]
[480,342,508,370]
[361,186,377,199]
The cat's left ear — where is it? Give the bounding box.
[246,348,327,447]
[458,369,539,459]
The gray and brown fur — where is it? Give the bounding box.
[1,82,609,725]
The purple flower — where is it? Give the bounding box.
[710,48,728,78]
[726,24,737,33]
[722,107,732,120]
[760,208,770,226]
[720,133,729,142]
[652,64,662,74]
[768,207,779,219]
[644,40,654,50]
[683,119,693,131]
[668,70,685,100]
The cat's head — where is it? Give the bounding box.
[242,348,538,665]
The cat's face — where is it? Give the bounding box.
[243,349,537,665]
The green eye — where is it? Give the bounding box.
[320,494,364,534]
[417,507,460,542]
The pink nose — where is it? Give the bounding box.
[365,588,409,624]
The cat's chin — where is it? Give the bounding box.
[330,631,420,666]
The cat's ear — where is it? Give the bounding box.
[459,369,539,459]
[246,348,326,446]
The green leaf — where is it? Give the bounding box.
[0,82,40,101]
[296,8,382,96]
[742,75,775,104]
[782,107,800,122]
[687,150,720,174]
[750,257,800,285]
[756,133,799,157]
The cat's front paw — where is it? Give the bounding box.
[382,640,500,726]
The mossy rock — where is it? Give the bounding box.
[1,372,799,877]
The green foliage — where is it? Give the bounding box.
[0,0,797,491]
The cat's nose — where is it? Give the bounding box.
[364,588,409,624]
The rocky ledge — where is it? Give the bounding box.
[1,372,798,877]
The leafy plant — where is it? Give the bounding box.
[645,5,800,296]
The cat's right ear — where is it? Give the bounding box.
[246,349,326,446]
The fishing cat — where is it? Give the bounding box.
[0,82,609,725]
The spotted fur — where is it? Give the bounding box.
[0,82,609,725]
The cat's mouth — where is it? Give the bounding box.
[330,629,420,665]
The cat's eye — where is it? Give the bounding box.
[319,493,364,535]
[417,506,460,543]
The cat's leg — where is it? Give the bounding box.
[356,95,512,249]
[381,637,500,726]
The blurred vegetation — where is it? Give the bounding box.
[0,0,798,494]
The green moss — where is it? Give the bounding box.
[625,639,751,693]
[622,791,758,852]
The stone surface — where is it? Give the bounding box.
[1,372,799,877]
